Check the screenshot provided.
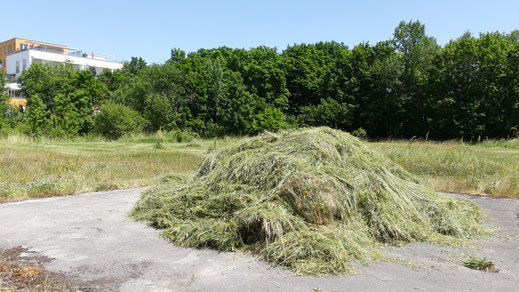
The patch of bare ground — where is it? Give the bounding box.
[0,247,75,291]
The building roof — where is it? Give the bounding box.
[1,37,69,49]
[5,83,21,91]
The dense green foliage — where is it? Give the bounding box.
[94,103,144,139]
[11,63,109,138]
[3,21,519,140]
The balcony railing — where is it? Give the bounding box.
[31,46,66,54]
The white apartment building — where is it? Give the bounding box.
[6,47,123,79]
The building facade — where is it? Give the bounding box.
[6,49,123,79]
[0,38,68,71]
[1,37,123,80]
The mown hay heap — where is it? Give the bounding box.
[132,127,484,275]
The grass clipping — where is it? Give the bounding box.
[132,127,484,275]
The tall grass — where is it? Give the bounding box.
[370,139,519,198]
[1,134,517,202]
[0,135,203,202]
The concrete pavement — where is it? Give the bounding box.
[1,188,518,291]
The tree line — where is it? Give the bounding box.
[2,20,519,140]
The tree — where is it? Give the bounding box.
[507,30,519,43]
[123,57,147,75]
[392,20,440,137]
[98,69,129,93]
[299,98,354,130]
[0,70,6,90]
[283,42,350,112]
[170,48,186,64]
[113,62,191,132]
[27,94,48,137]
[18,63,65,110]
[218,71,256,135]
[427,32,517,139]
[50,93,83,137]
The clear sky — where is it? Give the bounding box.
[2,0,518,64]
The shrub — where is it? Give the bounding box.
[251,108,290,134]
[166,130,194,143]
[94,104,144,139]
[352,127,367,139]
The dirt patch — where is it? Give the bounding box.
[0,246,76,291]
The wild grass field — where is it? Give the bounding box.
[1,134,518,202]
[370,139,519,198]
[0,135,210,202]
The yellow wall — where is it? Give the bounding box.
[0,38,16,71]
[0,38,68,72]
[5,97,27,108]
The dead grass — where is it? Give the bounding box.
[0,247,74,291]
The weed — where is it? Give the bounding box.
[153,139,165,150]
[166,130,195,143]
[2,132,518,203]
[463,256,497,272]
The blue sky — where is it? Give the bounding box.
[2,0,518,64]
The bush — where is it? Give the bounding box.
[94,104,144,139]
[352,127,367,139]
[166,130,195,143]
[251,107,290,134]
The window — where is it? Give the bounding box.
[22,59,27,71]
[20,44,28,50]
[88,66,96,76]
[4,47,7,55]
[16,61,20,73]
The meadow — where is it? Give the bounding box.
[0,135,210,202]
[370,139,519,198]
[1,134,518,202]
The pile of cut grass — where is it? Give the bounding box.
[132,127,484,275]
